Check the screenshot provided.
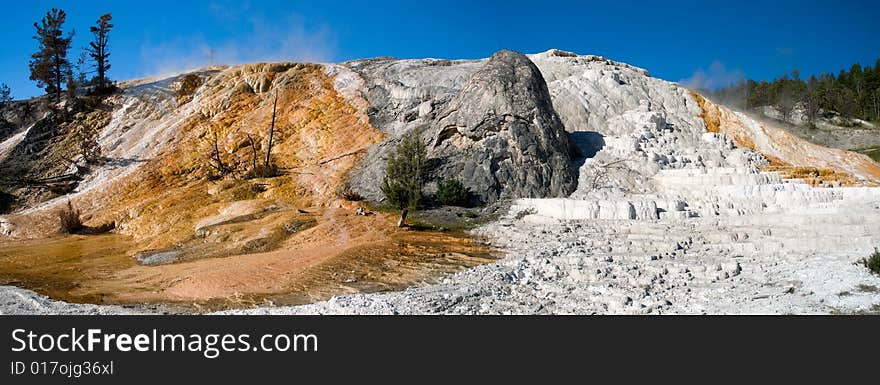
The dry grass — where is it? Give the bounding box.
[244,163,282,179]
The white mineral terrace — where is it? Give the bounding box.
[3,50,879,314]
[216,164,879,314]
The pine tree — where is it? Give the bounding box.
[87,13,113,90]
[75,52,88,85]
[66,67,77,102]
[381,129,427,227]
[29,8,74,103]
[873,88,880,122]
[0,83,12,107]
[804,75,820,125]
[714,58,880,122]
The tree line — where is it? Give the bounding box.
[0,8,114,105]
[711,58,880,125]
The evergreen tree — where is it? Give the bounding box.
[75,52,88,85]
[712,57,880,123]
[87,13,113,90]
[804,76,820,125]
[29,8,74,102]
[66,67,77,102]
[0,83,12,107]
[381,129,427,227]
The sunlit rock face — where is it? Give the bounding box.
[0,63,383,246]
[428,50,577,202]
[343,50,577,203]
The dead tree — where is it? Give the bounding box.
[246,133,258,171]
[264,89,278,170]
[585,159,630,193]
[209,127,229,176]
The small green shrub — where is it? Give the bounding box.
[436,179,470,206]
[862,248,880,276]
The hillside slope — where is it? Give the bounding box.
[1,49,879,314]
[221,50,880,315]
[693,94,880,186]
[0,62,490,308]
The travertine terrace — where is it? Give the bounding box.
[2,49,879,314]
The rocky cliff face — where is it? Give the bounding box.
[429,50,577,202]
[2,48,877,229]
[0,63,384,243]
[340,57,480,201]
[345,50,577,203]
[527,49,758,196]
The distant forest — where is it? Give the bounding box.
[711,58,880,125]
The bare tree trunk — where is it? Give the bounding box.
[874,91,880,119]
[212,129,226,174]
[264,90,278,170]
[397,208,408,228]
[246,133,258,171]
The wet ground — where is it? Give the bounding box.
[0,234,136,305]
[261,231,496,309]
[0,228,495,313]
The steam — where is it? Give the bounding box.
[137,3,336,77]
[680,61,745,91]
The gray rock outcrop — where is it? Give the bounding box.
[344,50,578,203]
[428,50,577,202]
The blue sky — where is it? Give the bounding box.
[3,0,879,99]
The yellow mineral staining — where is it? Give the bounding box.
[692,93,720,134]
[762,166,860,187]
[84,63,384,247]
[0,63,492,309]
[691,91,880,185]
